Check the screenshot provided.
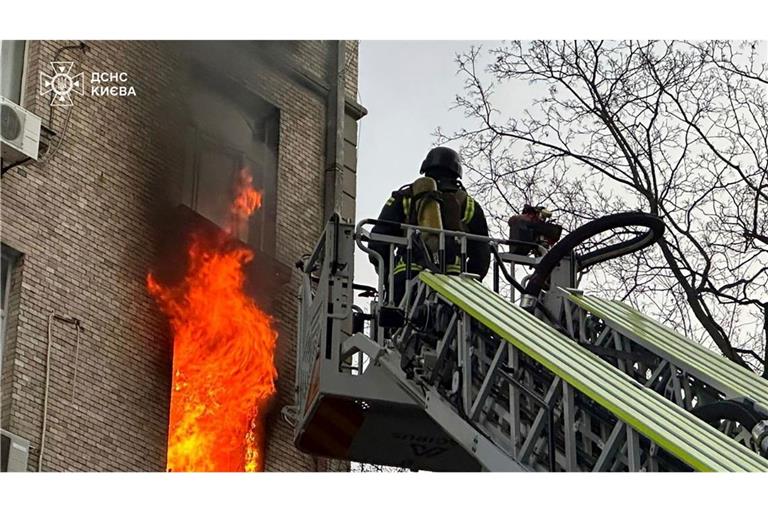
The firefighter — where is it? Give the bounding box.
[368,147,490,305]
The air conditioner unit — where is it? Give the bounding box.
[1,429,30,472]
[1,96,42,165]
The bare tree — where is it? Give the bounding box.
[439,41,768,375]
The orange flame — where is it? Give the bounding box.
[231,169,263,220]
[148,168,277,472]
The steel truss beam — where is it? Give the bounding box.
[564,297,764,456]
[371,280,699,471]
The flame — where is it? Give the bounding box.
[148,168,277,472]
[231,169,263,220]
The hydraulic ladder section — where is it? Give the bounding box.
[415,273,768,472]
[292,218,768,471]
[563,292,768,452]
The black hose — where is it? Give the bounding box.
[522,212,665,310]
[489,244,560,326]
[1,157,32,176]
[690,399,766,431]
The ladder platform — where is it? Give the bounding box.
[294,360,481,471]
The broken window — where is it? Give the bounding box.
[181,76,279,254]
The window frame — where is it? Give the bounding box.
[188,128,259,244]
[0,245,21,358]
[180,81,280,256]
[0,40,29,105]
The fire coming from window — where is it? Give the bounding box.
[147,169,277,472]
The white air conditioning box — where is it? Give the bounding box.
[1,96,42,164]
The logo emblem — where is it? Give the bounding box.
[410,443,448,458]
[40,62,84,106]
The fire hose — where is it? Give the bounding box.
[691,398,768,457]
[521,212,666,311]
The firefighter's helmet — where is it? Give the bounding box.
[420,147,462,179]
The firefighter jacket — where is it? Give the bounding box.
[368,178,491,280]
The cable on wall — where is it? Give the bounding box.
[38,312,82,472]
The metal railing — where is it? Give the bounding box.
[295,226,327,415]
[354,218,546,310]
[295,217,356,415]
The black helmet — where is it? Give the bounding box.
[420,147,462,179]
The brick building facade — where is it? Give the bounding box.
[0,40,364,471]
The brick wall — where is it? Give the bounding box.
[0,40,363,472]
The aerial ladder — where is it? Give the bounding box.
[291,211,768,472]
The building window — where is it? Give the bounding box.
[182,78,279,254]
[0,41,28,105]
[0,245,20,355]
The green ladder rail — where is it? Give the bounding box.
[566,293,768,410]
[419,272,768,472]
